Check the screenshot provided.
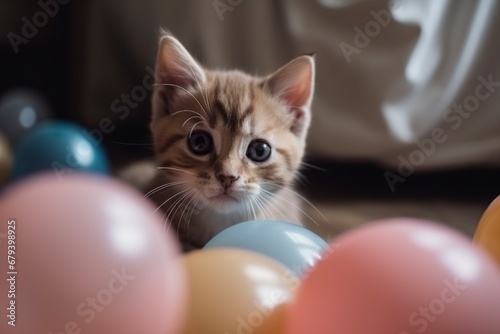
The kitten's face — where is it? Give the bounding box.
[151,33,314,213]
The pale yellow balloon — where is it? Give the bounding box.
[181,248,298,334]
[474,195,500,266]
[0,132,12,185]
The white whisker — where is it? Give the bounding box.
[144,180,189,199]
[300,161,327,172]
[153,83,210,119]
[157,166,198,176]
[189,121,203,137]
[250,193,268,220]
[291,168,312,188]
[260,186,324,227]
[249,197,257,221]
[256,192,279,221]
[166,190,193,231]
[179,190,198,227]
[171,109,206,121]
[162,189,192,234]
[182,115,204,128]
[185,197,201,234]
[153,188,190,216]
[199,87,211,120]
[182,55,212,118]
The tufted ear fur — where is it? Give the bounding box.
[263,55,315,139]
[152,31,205,120]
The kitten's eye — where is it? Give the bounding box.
[246,140,271,162]
[188,131,213,155]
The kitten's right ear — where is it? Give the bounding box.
[152,32,205,120]
[155,33,205,90]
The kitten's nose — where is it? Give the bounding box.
[216,172,239,189]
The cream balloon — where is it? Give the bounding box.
[181,248,297,334]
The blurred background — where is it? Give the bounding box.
[1,0,499,239]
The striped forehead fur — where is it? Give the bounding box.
[207,71,256,132]
[202,70,293,136]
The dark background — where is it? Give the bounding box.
[1,1,498,205]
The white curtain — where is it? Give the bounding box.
[79,0,500,169]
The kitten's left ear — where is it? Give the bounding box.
[263,55,315,138]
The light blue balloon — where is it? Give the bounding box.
[204,220,328,277]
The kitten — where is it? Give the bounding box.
[125,32,315,251]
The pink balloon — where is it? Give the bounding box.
[286,218,500,334]
[0,173,186,334]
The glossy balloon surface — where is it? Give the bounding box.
[287,218,500,334]
[181,248,297,334]
[204,220,328,277]
[0,173,186,334]
[474,195,500,265]
[11,121,109,181]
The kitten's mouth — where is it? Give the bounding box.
[203,186,256,212]
[206,191,244,212]
[209,193,238,202]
